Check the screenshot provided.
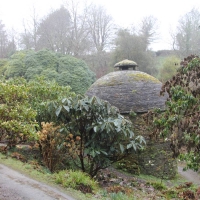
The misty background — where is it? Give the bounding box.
[0,0,200,83]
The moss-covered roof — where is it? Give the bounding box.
[114,59,138,68]
[86,71,167,113]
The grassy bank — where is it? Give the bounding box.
[0,150,199,200]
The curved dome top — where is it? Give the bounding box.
[86,70,167,113]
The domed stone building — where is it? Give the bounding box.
[86,59,166,114]
[86,59,177,178]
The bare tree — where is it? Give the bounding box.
[139,15,158,49]
[173,8,200,57]
[65,0,92,56]
[87,5,115,53]
[112,28,156,75]
[82,4,115,78]
[0,21,16,58]
[37,6,71,54]
[20,6,40,50]
[0,20,8,58]
[6,28,17,55]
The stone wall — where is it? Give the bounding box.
[136,139,177,179]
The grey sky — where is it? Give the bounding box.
[0,0,200,50]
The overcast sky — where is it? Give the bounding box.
[0,0,200,50]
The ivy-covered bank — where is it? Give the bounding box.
[117,115,177,179]
[137,139,177,179]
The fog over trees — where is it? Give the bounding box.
[173,8,200,57]
[0,1,200,79]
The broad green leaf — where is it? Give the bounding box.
[62,98,67,103]
[96,96,102,105]
[100,123,106,131]
[93,126,98,132]
[136,135,146,144]
[114,119,120,126]
[95,150,100,154]
[127,143,132,149]
[100,150,108,155]
[119,144,124,153]
[56,106,62,116]
[91,150,95,157]
[63,105,69,112]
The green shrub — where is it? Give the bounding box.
[147,181,167,190]
[1,49,95,94]
[0,80,37,148]
[55,170,98,193]
[145,55,200,171]
[26,77,75,125]
[54,95,145,177]
[6,77,75,126]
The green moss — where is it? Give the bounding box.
[132,90,137,93]
[147,182,167,190]
[91,71,160,88]
[122,115,177,179]
[95,78,123,86]
[128,73,160,83]
[114,59,137,67]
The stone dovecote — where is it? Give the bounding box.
[86,59,167,113]
[86,59,177,179]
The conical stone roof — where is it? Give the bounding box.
[86,70,167,114]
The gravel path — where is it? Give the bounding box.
[0,159,199,200]
[0,164,76,200]
[178,166,200,185]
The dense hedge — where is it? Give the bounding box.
[0,49,95,94]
